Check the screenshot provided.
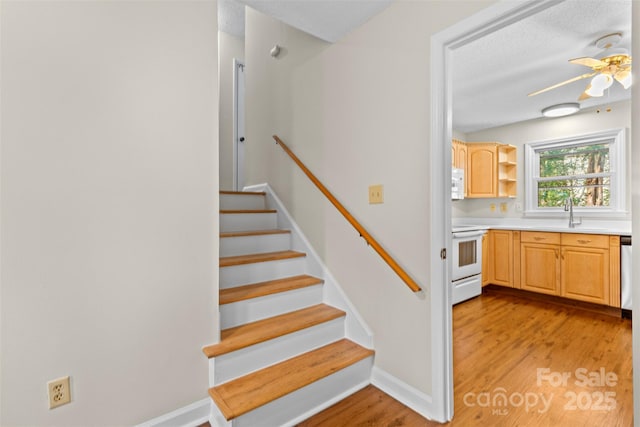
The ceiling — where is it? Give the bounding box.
[453,0,632,133]
[218,0,393,42]
[218,0,632,134]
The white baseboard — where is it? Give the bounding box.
[135,398,210,427]
[371,366,436,421]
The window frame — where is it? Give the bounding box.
[524,128,627,217]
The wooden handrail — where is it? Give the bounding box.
[273,135,422,293]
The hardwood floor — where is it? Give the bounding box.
[206,288,633,426]
[450,287,632,426]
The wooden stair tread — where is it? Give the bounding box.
[220,190,265,196]
[220,229,290,238]
[220,250,306,267]
[220,275,324,305]
[202,304,344,358]
[220,209,276,214]
[208,339,374,420]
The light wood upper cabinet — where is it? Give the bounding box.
[497,145,516,198]
[464,142,516,198]
[453,139,469,197]
[467,143,498,198]
[452,139,464,169]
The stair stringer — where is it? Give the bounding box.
[243,183,374,349]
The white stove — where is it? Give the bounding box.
[451,225,487,304]
[452,224,489,233]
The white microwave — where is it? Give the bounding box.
[452,168,464,200]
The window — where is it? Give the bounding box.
[524,129,626,216]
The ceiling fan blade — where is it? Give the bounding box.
[578,89,591,101]
[614,68,631,83]
[528,72,597,97]
[569,57,607,68]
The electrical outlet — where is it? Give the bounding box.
[490,203,496,212]
[369,185,384,204]
[48,376,71,409]
[500,202,508,213]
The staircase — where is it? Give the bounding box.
[204,189,375,427]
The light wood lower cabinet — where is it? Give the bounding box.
[484,230,621,307]
[519,231,621,306]
[560,234,620,307]
[490,230,514,287]
[521,248,560,295]
[482,233,489,286]
[561,245,609,304]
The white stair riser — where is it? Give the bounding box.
[220,258,307,289]
[230,357,373,427]
[220,194,265,211]
[220,213,278,232]
[220,233,291,257]
[220,285,323,329]
[211,318,345,385]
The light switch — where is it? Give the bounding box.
[369,185,384,204]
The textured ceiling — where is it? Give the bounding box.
[218,0,393,43]
[453,0,632,133]
[219,0,246,38]
[218,0,632,134]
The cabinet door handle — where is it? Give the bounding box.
[534,237,546,241]
[555,249,559,259]
[577,239,591,244]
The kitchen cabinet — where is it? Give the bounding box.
[452,139,467,170]
[466,143,498,198]
[516,231,620,307]
[482,232,489,286]
[483,230,520,288]
[520,231,561,296]
[489,230,514,287]
[465,142,516,198]
[561,234,620,307]
[452,139,468,197]
[497,145,517,198]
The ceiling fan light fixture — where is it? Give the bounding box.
[619,73,632,89]
[542,103,581,118]
[585,73,613,96]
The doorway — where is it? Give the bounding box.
[430,0,585,421]
[431,0,637,422]
[233,59,245,191]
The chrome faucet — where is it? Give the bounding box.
[564,196,582,228]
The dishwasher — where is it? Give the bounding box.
[621,235,632,317]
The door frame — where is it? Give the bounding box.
[429,0,568,421]
[233,58,245,191]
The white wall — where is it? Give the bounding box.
[0,1,218,425]
[219,31,245,190]
[244,0,492,398]
[631,0,639,419]
[454,100,632,219]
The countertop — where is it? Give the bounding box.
[452,219,631,236]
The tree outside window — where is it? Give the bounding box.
[524,129,626,215]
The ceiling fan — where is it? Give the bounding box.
[528,33,632,101]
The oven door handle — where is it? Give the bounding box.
[452,230,487,239]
